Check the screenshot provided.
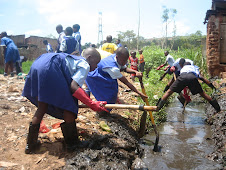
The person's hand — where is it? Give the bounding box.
[135,71,143,78]
[91,101,109,112]
[156,64,164,70]
[140,93,148,102]
[170,66,176,72]
[164,65,170,71]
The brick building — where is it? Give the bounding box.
[204,0,226,78]
[0,35,57,67]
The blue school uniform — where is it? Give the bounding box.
[0,37,20,63]
[86,54,118,104]
[60,36,77,54]
[22,53,89,119]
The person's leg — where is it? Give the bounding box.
[160,72,167,81]
[61,110,87,151]
[199,92,221,112]
[32,101,48,124]
[4,62,9,76]
[157,89,174,111]
[9,61,14,75]
[25,101,48,154]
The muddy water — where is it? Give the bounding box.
[141,97,222,169]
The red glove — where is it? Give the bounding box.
[164,65,170,71]
[156,64,164,70]
[73,88,109,112]
[183,87,191,102]
[170,66,176,72]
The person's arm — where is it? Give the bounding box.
[71,80,108,112]
[199,74,216,90]
[124,67,143,78]
[119,76,147,101]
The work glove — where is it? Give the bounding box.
[170,66,176,72]
[156,64,164,70]
[73,88,109,112]
[164,65,170,71]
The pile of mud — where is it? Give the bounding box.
[206,81,226,167]
[63,114,146,169]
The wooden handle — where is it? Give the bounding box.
[79,104,157,111]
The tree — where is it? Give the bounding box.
[161,6,177,49]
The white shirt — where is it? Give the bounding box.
[173,58,194,71]
[166,54,174,66]
[58,32,65,44]
[65,55,90,87]
[102,57,127,79]
[72,32,81,41]
[180,65,200,78]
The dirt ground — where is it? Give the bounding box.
[0,74,144,169]
[0,74,225,169]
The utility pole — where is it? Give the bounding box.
[137,0,140,51]
[98,12,103,47]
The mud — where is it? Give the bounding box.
[64,114,144,169]
[206,91,226,167]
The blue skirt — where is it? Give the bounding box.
[22,53,78,119]
[5,45,20,63]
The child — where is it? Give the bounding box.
[0,32,20,77]
[156,51,175,81]
[157,62,221,113]
[22,48,108,153]
[138,50,145,72]
[56,24,65,53]
[43,40,53,53]
[85,47,147,114]
[128,51,139,81]
[72,24,82,55]
[15,56,28,74]
[60,27,77,54]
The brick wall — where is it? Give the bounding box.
[206,14,226,77]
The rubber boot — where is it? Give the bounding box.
[163,85,170,92]
[156,99,166,111]
[25,122,40,154]
[177,94,186,106]
[209,99,221,113]
[60,122,88,152]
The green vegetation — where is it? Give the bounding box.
[22,60,33,74]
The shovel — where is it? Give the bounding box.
[139,77,160,152]
[79,104,157,111]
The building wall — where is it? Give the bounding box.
[206,14,226,77]
[0,35,58,67]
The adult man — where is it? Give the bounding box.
[101,35,118,54]
[72,24,82,54]
[56,24,65,53]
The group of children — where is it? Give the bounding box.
[128,50,145,81]
[156,52,221,114]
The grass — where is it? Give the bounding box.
[22,60,33,74]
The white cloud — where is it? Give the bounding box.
[25,29,43,37]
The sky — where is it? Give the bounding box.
[0,0,212,45]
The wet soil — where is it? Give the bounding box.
[0,74,225,169]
